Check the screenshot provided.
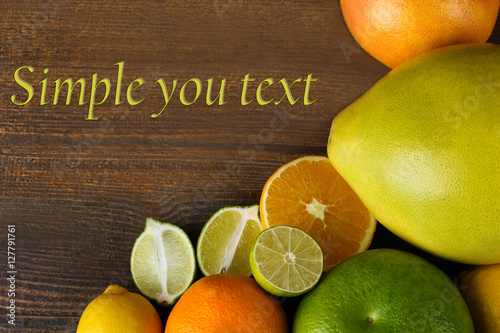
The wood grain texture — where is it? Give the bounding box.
[1,0,499,331]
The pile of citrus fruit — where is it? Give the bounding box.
[77,155,380,332]
[77,0,500,332]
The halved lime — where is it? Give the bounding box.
[130,218,196,306]
[197,205,262,276]
[250,225,323,297]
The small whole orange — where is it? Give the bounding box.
[341,0,500,68]
[164,274,288,333]
[459,264,500,333]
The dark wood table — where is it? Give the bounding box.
[1,1,499,331]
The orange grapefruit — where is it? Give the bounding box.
[341,0,500,68]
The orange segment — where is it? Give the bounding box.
[260,155,376,271]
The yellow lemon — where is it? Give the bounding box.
[459,264,500,333]
[77,284,163,333]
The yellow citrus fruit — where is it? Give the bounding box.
[164,274,288,333]
[459,264,500,333]
[260,155,376,271]
[327,43,500,264]
[77,284,163,333]
[341,0,500,68]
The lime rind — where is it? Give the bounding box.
[250,225,323,297]
[130,218,196,306]
[197,205,262,276]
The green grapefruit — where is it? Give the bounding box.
[293,249,474,332]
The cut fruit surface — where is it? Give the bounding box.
[250,225,323,297]
[260,156,376,271]
[130,218,196,306]
[197,205,262,276]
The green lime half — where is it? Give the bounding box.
[197,205,262,276]
[250,225,323,297]
[130,218,196,306]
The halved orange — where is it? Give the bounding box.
[260,155,376,271]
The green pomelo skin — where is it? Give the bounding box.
[327,43,500,264]
[293,249,474,333]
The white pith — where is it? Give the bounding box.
[132,218,195,305]
[219,205,260,273]
[305,198,328,222]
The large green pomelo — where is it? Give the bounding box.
[327,43,500,264]
[293,249,474,333]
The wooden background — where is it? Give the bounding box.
[0,0,499,331]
